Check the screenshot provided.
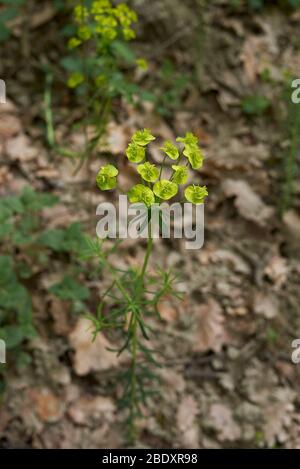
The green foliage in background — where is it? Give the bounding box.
[0,255,33,365]
[0,0,24,43]
[140,60,189,117]
[0,0,65,43]
[229,0,300,10]
[45,0,146,168]
[0,186,89,387]
[280,78,300,214]
[241,94,270,116]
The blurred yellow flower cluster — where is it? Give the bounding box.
[69,0,137,47]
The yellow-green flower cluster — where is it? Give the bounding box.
[113,3,137,40]
[68,0,137,48]
[67,71,85,88]
[125,129,155,164]
[96,130,208,207]
[74,4,89,23]
[176,132,204,170]
[96,164,118,190]
[136,58,148,71]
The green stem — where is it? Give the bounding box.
[159,155,167,180]
[44,68,83,159]
[73,97,111,176]
[128,315,138,441]
[73,0,89,175]
[170,154,183,181]
[128,219,153,441]
[281,100,300,215]
[44,71,55,147]
[140,236,153,281]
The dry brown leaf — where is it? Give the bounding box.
[193,298,227,353]
[103,121,132,155]
[49,297,71,335]
[241,36,260,84]
[30,4,57,29]
[283,210,300,245]
[8,4,56,33]
[6,133,38,161]
[35,166,60,180]
[176,395,199,448]
[208,403,241,442]
[264,255,288,288]
[209,138,269,170]
[0,409,11,433]
[226,305,248,317]
[157,294,188,323]
[0,98,17,114]
[42,204,80,229]
[59,157,90,183]
[0,114,22,139]
[0,166,11,188]
[157,299,178,322]
[263,388,295,446]
[160,368,186,394]
[222,16,245,36]
[223,179,274,226]
[28,388,64,423]
[213,249,251,275]
[69,318,119,376]
[242,359,278,404]
[217,89,241,111]
[253,292,279,319]
[241,26,280,85]
[68,395,115,425]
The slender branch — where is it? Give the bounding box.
[44,68,82,158]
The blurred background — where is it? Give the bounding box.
[0,0,300,449]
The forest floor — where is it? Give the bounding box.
[1,0,300,448]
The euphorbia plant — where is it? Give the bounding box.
[91,129,208,441]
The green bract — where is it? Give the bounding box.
[176,132,198,146]
[126,143,146,163]
[78,25,92,41]
[68,37,82,49]
[183,145,204,170]
[184,185,208,204]
[136,58,148,70]
[171,165,188,184]
[161,141,179,160]
[67,72,84,88]
[74,8,90,25]
[74,5,89,22]
[132,129,156,146]
[153,180,178,200]
[96,164,118,190]
[128,184,155,207]
[90,0,111,14]
[137,162,159,182]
